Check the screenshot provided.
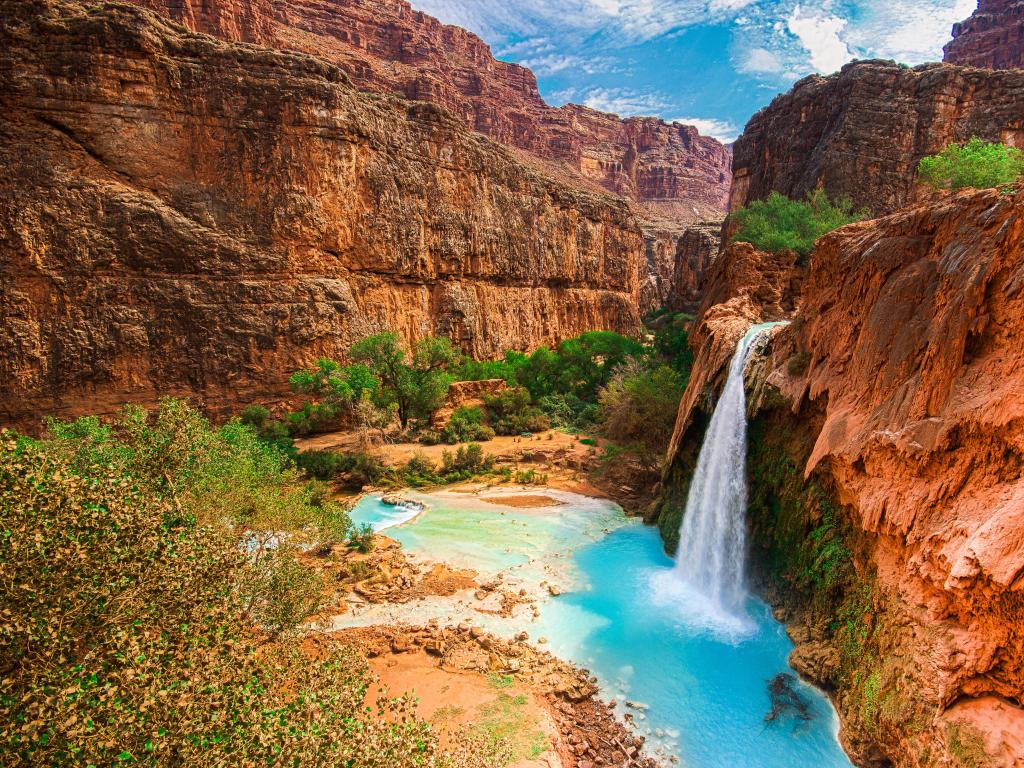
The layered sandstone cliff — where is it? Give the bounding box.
[730,60,1024,215]
[0,0,649,429]
[127,0,731,221]
[661,190,1024,766]
[945,0,1024,69]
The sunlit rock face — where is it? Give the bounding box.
[125,0,732,221]
[0,0,650,429]
[730,60,1024,216]
[663,189,1024,767]
[945,0,1024,70]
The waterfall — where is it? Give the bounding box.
[672,323,779,617]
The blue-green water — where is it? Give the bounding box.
[345,491,853,767]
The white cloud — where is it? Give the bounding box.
[844,0,977,64]
[786,5,854,74]
[579,87,670,115]
[667,116,742,142]
[739,46,785,74]
[519,53,615,75]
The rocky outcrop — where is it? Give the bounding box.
[668,221,723,314]
[130,0,275,43]
[0,0,648,429]
[945,0,1024,69]
[127,0,731,220]
[730,60,1024,216]
[662,189,1024,765]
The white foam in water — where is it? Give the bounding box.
[669,323,783,629]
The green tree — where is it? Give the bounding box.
[730,190,865,257]
[598,358,686,468]
[351,332,460,429]
[918,137,1024,191]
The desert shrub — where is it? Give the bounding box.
[483,387,550,435]
[296,448,349,480]
[239,403,296,455]
[536,392,597,430]
[919,137,1024,191]
[514,469,548,485]
[419,428,442,445]
[341,450,389,489]
[731,190,865,257]
[652,313,695,378]
[441,406,495,444]
[598,358,686,466]
[348,522,376,554]
[441,443,494,476]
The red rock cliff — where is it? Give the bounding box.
[730,60,1024,215]
[663,189,1024,766]
[945,0,1024,69]
[0,0,648,429]
[126,0,732,221]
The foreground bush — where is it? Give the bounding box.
[0,400,506,767]
[730,190,865,257]
[919,137,1024,191]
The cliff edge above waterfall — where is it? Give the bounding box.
[661,187,1024,766]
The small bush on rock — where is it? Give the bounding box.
[731,190,865,257]
[919,137,1024,191]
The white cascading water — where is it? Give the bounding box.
[672,324,779,617]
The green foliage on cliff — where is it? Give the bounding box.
[919,137,1024,191]
[730,190,865,257]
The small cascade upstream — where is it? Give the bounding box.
[670,323,783,622]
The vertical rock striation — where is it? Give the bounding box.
[945,0,1024,69]
[0,0,648,429]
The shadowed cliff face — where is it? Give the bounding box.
[126,0,732,222]
[662,189,1024,766]
[945,0,1024,69]
[0,0,650,429]
[731,60,1024,216]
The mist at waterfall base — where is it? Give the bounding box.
[656,322,783,637]
[348,494,853,766]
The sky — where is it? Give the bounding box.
[411,0,977,142]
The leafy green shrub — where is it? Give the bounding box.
[348,522,376,554]
[731,190,865,257]
[2,402,438,765]
[653,313,695,379]
[483,387,550,435]
[419,428,442,445]
[598,358,686,466]
[514,469,548,485]
[919,137,1024,191]
[296,448,348,480]
[441,443,494,476]
[441,406,495,444]
[536,393,597,430]
[579,437,598,447]
[239,404,295,455]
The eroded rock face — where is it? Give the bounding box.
[668,221,723,314]
[663,189,1024,765]
[128,0,731,220]
[945,0,1024,69]
[787,190,1024,764]
[0,0,647,429]
[731,60,1024,216]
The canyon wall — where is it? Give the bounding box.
[945,0,1024,69]
[0,0,649,429]
[127,0,732,221]
[730,60,1024,215]
[660,190,1024,766]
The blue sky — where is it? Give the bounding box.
[412,0,977,142]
